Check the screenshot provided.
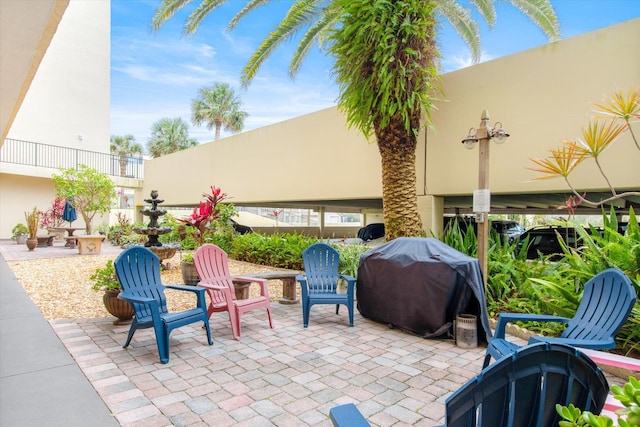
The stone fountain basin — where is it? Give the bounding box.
[132,227,172,236]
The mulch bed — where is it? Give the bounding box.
[7,252,295,320]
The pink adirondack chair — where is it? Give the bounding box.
[193,244,273,339]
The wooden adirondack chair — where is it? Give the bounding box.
[114,246,213,364]
[483,268,636,368]
[193,244,273,340]
[296,243,356,327]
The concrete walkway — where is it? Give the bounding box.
[0,255,119,426]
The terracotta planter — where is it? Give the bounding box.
[25,237,37,251]
[181,261,200,286]
[103,289,134,325]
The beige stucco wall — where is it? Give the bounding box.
[142,18,639,236]
[6,0,110,152]
[0,0,111,238]
[141,107,383,207]
[426,17,639,198]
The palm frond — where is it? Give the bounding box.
[241,0,324,85]
[470,0,496,28]
[507,0,560,41]
[185,0,227,34]
[151,0,195,31]
[289,7,339,78]
[437,0,481,63]
[228,0,272,31]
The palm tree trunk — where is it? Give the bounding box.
[376,114,423,240]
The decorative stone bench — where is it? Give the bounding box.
[36,235,54,247]
[75,235,105,255]
[232,271,301,304]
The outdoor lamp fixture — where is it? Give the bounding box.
[461,110,510,288]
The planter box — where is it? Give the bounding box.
[76,235,105,255]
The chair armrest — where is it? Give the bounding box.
[528,336,616,349]
[494,313,570,339]
[232,276,270,298]
[165,284,208,309]
[166,284,206,294]
[118,293,154,305]
[296,275,308,299]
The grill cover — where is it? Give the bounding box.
[357,237,492,342]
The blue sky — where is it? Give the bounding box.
[110,0,640,147]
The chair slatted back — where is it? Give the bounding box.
[302,243,341,294]
[563,268,636,341]
[114,246,168,319]
[446,343,609,427]
[193,244,236,305]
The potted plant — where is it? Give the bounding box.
[181,250,199,285]
[90,260,134,324]
[11,223,29,244]
[24,207,39,250]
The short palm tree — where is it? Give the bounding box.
[191,83,248,141]
[110,134,143,177]
[147,117,198,158]
[153,0,559,239]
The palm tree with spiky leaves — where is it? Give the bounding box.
[152,0,559,239]
[147,117,198,158]
[110,134,143,177]
[191,83,248,141]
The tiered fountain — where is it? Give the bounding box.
[132,190,179,265]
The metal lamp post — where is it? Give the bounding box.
[461,110,509,287]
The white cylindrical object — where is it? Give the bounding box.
[456,314,478,348]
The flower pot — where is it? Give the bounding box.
[103,289,134,325]
[26,237,37,251]
[16,234,27,245]
[181,261,200,286]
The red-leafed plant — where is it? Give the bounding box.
[179,186,228,247]
[39,198,65,229]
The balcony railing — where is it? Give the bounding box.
[0,138,144,179]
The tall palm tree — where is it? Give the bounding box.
[153,0,559,239]
[147,117,198,158]
[191,83,248,140]
[110,134,143,177]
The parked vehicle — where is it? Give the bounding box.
[357,223,385,242]
[443,216,525,244]
[517,225,601,261]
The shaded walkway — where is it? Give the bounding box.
[0,255,118,426]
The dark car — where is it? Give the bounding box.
[443,216,525,244]
[357,223,385,241]
[517,225,600,260]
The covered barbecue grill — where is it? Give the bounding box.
[356,237,492,342]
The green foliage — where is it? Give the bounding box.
[334,243,369,277]
[228,232,318,271]
[329,0,439,139]
[51,165,116,235]
[11,223,28,240]
[556,376,640,427]
[146,117,198,158]
[90,260,121,291]
[191,83,248,140]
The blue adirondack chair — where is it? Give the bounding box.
[483,267,636,368]
[445,342,609,426]
[329,342,609,427]
[296,243,356,327]
[114,246,213,364]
